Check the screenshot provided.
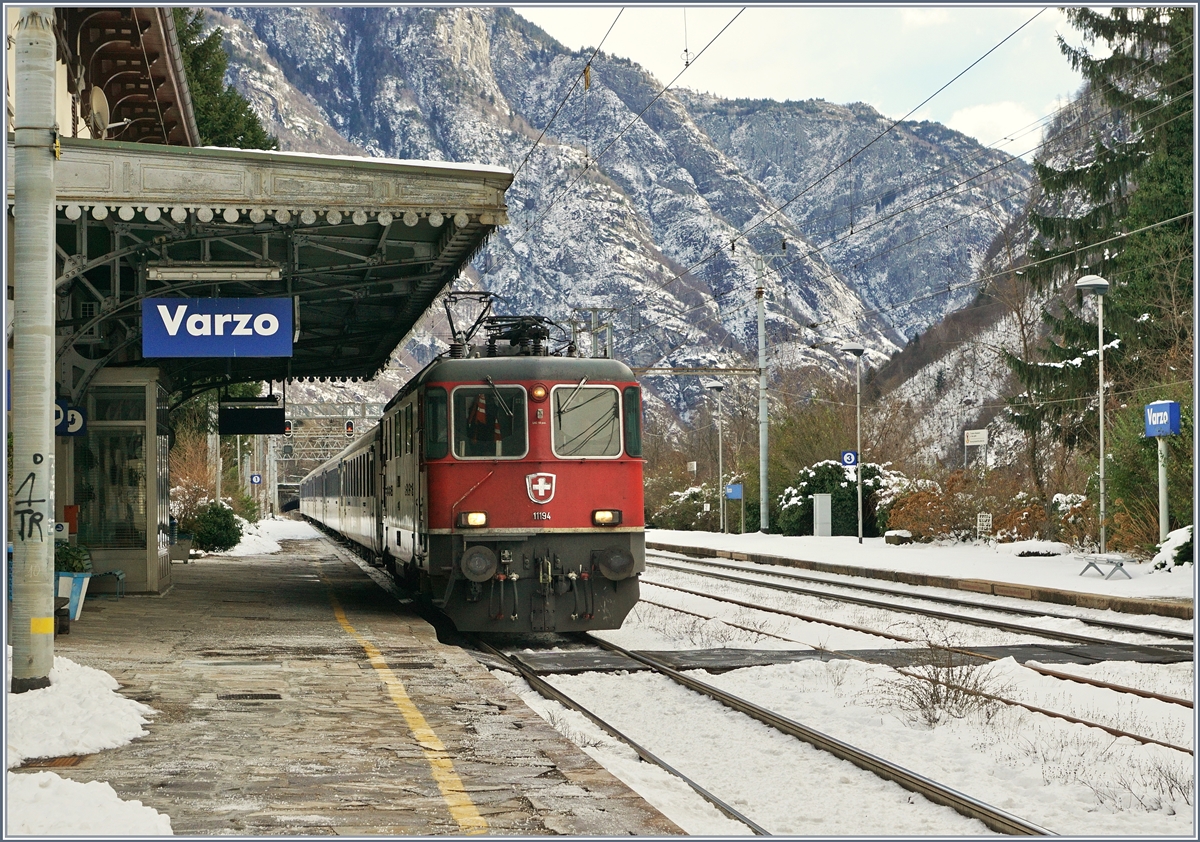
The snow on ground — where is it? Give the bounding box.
[513,531,1196,835]
[219,515,319,557]
[5,647,173,835]
[6,524,1192,835]
[647,529,1197,601]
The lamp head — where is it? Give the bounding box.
[1075,274,1109,295]
[839,341,865,357]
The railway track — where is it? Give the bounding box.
[639,571,1193,712]
[634,592,1193,755]
[646,552,1193,641]
[479,633,1053,835]
[646,555,1192,656]
[468,636,771,836]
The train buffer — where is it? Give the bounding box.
[1079,554,1131,580]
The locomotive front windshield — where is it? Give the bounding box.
[452,386,527,458]
[552,385,621,457]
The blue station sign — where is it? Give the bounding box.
[54,399,87,436]
[1144,401,1181,437]
[142,297,293,358]
[725,483,743,500]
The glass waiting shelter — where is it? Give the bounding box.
[61,369,171,594]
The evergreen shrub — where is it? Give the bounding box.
[776,461,899,537]
[189,502,242,552]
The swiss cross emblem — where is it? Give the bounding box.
[526,472,556,505]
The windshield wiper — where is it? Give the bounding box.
[484,375,514,417]
[558,377,588,417]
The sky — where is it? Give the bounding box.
[511,5,1094,156]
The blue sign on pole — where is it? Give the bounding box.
[54,399,87,436]
[841,451,858,466]
[250,473,262,485]
[142,298,293,358]
[1144,401,1181,437]
[725,483,743,500]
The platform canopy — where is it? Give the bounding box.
[6,137,512,404]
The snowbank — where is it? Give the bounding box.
[6,646,173,834]
[218,515,319,557]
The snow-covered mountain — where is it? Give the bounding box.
[212,6,1032,416]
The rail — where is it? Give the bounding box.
[642,573,1193,709]
[585,634,1053,836]
[468,637,770,835]
[648,553,1193,641]
[646,557,1188,654]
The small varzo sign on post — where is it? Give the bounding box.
[1144,400,1181,542]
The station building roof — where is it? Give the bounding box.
[6,136,513,404]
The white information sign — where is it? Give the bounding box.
[964,429,988,447]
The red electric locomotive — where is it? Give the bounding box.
[300,317,645,632]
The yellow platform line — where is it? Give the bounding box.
[325,582,488,834]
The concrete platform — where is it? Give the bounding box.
[20,535,681,836]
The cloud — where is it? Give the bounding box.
[945,101,1042,155]
[900,9,951,29]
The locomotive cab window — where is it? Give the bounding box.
[452,386,527,458]
[424,387,448,459]
[551,384,622,458]
[623,386,643,457]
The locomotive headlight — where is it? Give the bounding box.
[592,509,622,526]
[458,511,488,527]
[530,384,548,401]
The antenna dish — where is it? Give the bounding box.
[88,87,110,139]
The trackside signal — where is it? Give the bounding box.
[283,419,293,436]
[345,420,355,437]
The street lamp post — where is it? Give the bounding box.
[1076,274,1110,554]
[709,383,725,533]
[840,342,865,543]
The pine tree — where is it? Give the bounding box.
[173,9,278,150]
[1005,8,1193,453]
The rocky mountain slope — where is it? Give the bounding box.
[212,6,1032,418]
[866,82,1125,466]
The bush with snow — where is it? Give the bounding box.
[1151,525,1194,571]
[650,483,720,532]
[188,501,242,552]
[776,461,901,537]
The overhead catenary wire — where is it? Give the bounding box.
[768,208,1195,357]
[620,95,1194,355]
[510,8,624,182]
[501,8,745,257]
[632,206,1194,374]
[608,38,1193,344]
